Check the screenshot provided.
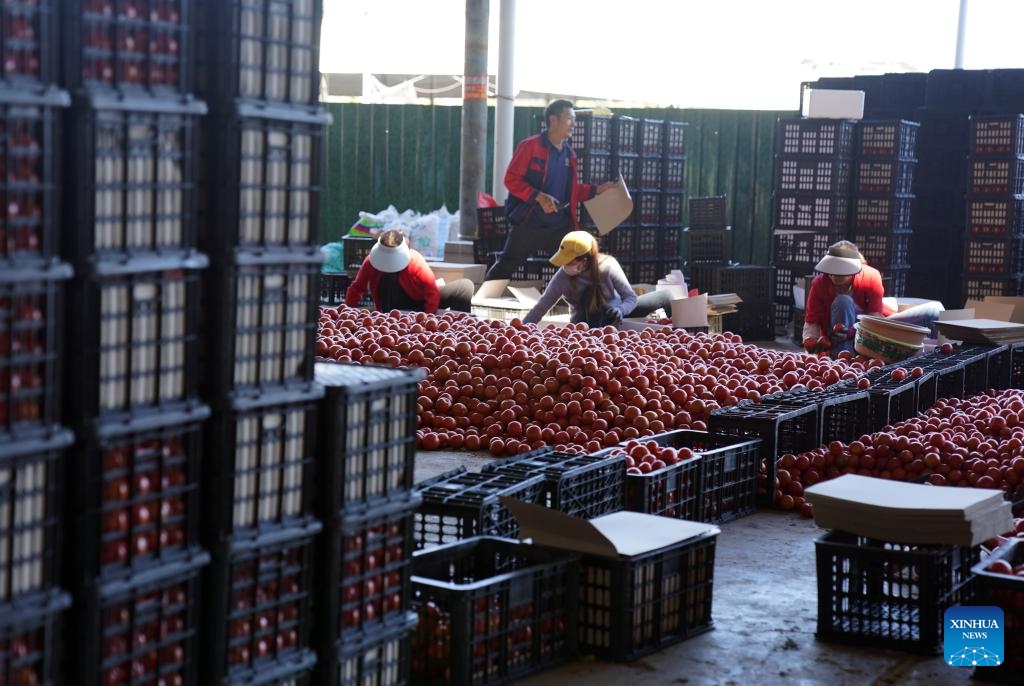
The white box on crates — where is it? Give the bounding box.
[802,89,865,120]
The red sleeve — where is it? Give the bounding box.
[504,137,540,203]
[804,274,830,326]
[400,252,441,314]
[345,258,373,307]
[857,267,886,315]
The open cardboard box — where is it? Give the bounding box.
[500,496,719,558]
[934,296,1024,344]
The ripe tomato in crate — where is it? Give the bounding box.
[67,409,207,584]
[0,0,58,84]
[410,537,578,686]
[203,521,319,684]
[0,264,71,441]
[71,554,209,686]
[971,538,1024,683]
[0,590,70,686]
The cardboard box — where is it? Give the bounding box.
[501,498,721,661]
[802,89,865,119]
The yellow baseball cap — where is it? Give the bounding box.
[549,230,596,267]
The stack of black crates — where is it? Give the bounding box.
[962,114,1024,300]
[0,1,73,682]
[771,118,856,337]
[312,362,424,685]
[57,3,212,685]
[193,1,330,684]
[595,114,687,284]
[848,120,919,297]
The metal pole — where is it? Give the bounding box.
[459,0,490,239]
[954,0,968,68]
[492,0,516,204]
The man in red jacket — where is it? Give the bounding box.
[482,100,617,283]
[345,230,473,313]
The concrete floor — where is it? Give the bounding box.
[414,451,979,686]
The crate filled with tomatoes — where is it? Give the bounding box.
[972,536,1024,683]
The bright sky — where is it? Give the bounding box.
[320,0,1024,109]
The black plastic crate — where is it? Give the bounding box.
[576,151,611,185]
[851,194,913,231]
[0,430,71,606]
[202,390,323,543]
[926,68,993,109]
[63,0,193,95]
[708,402,819,507]
[967,195,1024,235]
[684,227,731,265]
[969,156,1024,195]
[815,531,978,654]
[775,154,851,194]
[0,588,70,686]
[64,258,205,429]
[963,273,1024,301]
[854,159,916,194]
[885,266,909,297]
[688,196,726,231]
[879,73,927,110]
[230,651,316,686]
[688,264,775,303]
[964,235,1024,274]
[599,225,632,255]
[917,109,971,149]
[203,521,320,685]
[792,306,805,343]
[850,231,911,267]
[612,115,638,156]
[774,193,849,232]
[201,106,331,257]
[205,254,320,402]
[631,190,661,226]
[916,146,968,191]
[763,387,871,445]
[837,363,922,429]
[336,613,416,686]
[70,554,209,686]
[631,258,668,286]
[637,118,663,156]
[480,448,626,520]
[412,470,544,550]
[971,538,1024,683]
[313,362,423,515]
[662,192,683,226]
[575,528,717,662]
[569,112,611,154]
[64,98,206,262]
[0,88,69,267]
[914,189,965,227]
[991,68,1024,110]
[0,1,58,87]
[985,341,1024,391]
[612,153,639,190]
[722,303,774,342]
[610,430,759,524]
[951,344,993,397]
[633,226,666,259]
[777,118,855,156]
[319,272,348,305]
[410,536,578,686]
[662,158,685,193]
[857,120,919,159]
[195,0,323,107]
[342,234,374,274]
[66,407,207,586]
[772,230,839,265]
[0,263,71,442]
[915,357,965,411]
[971,114,1024,155]
[637,156,663,191]
[665,120,687,158]
[315,497,418,676]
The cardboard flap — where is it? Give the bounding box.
[964,300,1014,321]
[500,497,619,557]
[472,279,509,302]
[671,294,708,327]
[982,296,1024,322]
[508,286,542,306]
[501,497,720,558]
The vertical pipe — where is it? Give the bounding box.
[954,0,968,68]
[459,0,490,239]
[493,0,516,204]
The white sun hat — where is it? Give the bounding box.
[368,233,412,273]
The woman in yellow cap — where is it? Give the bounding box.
[523,230,672,326]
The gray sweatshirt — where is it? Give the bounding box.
[524,254,638,324]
